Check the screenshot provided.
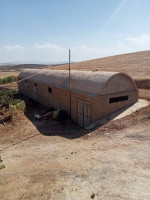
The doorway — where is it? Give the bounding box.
[77,100,90,127]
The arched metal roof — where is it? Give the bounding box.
[19,69,136,96]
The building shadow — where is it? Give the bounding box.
[23,97,133,139]
[24,99,85,139]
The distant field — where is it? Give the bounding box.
[0,71,19,78]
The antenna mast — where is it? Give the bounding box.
[69,49,71,118]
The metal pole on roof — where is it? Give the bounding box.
[69,49,71,118]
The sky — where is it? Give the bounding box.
[0,0,150,63]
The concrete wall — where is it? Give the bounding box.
[70,90,138,124]
[18,80,70,111]
[92,90,138,122]
[101,74,136,95]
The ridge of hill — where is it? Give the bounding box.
[54,50,150,80]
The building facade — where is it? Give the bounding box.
[18,69,138,127]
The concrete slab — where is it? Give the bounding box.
[113,99,149,120]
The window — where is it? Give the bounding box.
[34,83,37,92]
[48,87,52,93]
[25,80,27,86]
[109,95,128,104]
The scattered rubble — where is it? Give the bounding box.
[34,109,69,122]
[91,193,95,199]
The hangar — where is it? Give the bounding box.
[18,69,138,127]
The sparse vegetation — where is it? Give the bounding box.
[0,156,3,162]
[0,156,5,170]
[10,98,22,105]
[0,71,19,79]
[0,89,16,105]
[54,50,150,80]
[0,75,17,85]
[0,164,5,170]
[0,90,25,124]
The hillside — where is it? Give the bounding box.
[54,50,150,80]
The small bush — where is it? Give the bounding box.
[0,164,5,170]
[10,99,22,105]
[0,76,16,85]
[0,156,3,163]
[0,157,5,170]
[0,89,16,105]
[9,100,26,112]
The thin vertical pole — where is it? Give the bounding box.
[69,49,71,118]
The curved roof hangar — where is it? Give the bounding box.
[19,69,137,96]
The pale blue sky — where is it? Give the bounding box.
[0,0,150,63]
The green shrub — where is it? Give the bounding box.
[0,156,3,163]
[0,76,16,85]
[0,164,5,170]
[0,89,16,105]
[10,99,22,105]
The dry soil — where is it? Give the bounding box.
[0,100,150,200]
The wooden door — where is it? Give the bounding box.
[77,100,90,127]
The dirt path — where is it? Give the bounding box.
[0,104,150,200]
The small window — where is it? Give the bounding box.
[109,95,128,104]
[34,83,37,92]
[48,87,52,93]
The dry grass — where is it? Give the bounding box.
[0,72,19,91]
[54,50,150,80]
[0,71,19,79]
[1,50,150,94]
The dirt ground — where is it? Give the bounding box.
[0,94,150,200]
